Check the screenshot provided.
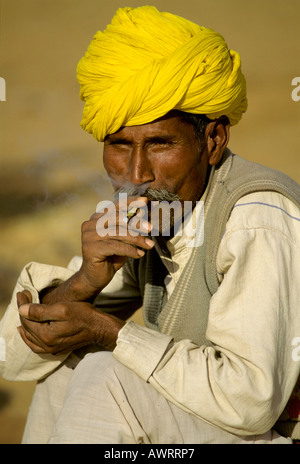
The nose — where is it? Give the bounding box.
[129,146,155,187]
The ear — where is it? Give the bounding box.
[206,116,230,166]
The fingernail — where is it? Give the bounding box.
[145,238,155,248]
[137,249,145,257]
[140,220,153,232]
[18,304,30,317]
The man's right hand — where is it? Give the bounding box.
[41,195,155,305]
[76,195,154,295]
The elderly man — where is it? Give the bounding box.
[1,6,300,444]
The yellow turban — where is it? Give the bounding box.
[77,6,248,142]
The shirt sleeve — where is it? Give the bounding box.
[0,258,141,381]
[0,261,76,381]
[113,192,300,436]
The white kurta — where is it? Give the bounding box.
[0,190,300,442]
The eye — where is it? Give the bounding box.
[107,140,129,146]
[156,140,172,145]
[150,138,175,147]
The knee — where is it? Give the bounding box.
[74,351,117,379]
[69,351,137,399]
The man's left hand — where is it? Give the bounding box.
[17,291,125,355]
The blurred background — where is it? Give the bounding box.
[0,0,299,443]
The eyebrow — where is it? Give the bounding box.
[105,134,178,144]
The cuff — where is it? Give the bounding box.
[0,261,75,381]
[113,320,173,381]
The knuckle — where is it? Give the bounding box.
[81,220,90,233]
[45,346,56,354]
[81,240,89,252]
[42,331,53,346]
[90,212,101,220]
[27,305,38,320]
[56,302,69,316]
[31,346,42,354]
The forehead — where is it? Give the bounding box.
[106,113,195,141]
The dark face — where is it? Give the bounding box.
[103,113,211,203]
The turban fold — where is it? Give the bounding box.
[77,6,248,142]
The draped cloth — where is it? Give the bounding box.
[77,6,248,142]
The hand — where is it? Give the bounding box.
[76,195,154,295]
[17,291,125,355]
[40,195,154,306]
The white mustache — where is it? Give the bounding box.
[114,185,181,202]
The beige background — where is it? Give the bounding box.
[0,0,299,443]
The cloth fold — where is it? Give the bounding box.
[77,6,247,141]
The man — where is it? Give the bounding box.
[1,6,300,444]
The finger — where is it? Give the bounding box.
[18,303,31,317]
[18,324,76,356]
[18,302,68,322]
[96,220,152,238]
[23,290,33,302]
[90,196,149,221]
[19,316,61,348]
[96,238,155,259]
[83,224,155,257]
[94,219,155,245]
[17,326,48,354]
[16,290,32,308]
[127,218,153,236]
[84,200,152,242]
[90,210,152,234]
